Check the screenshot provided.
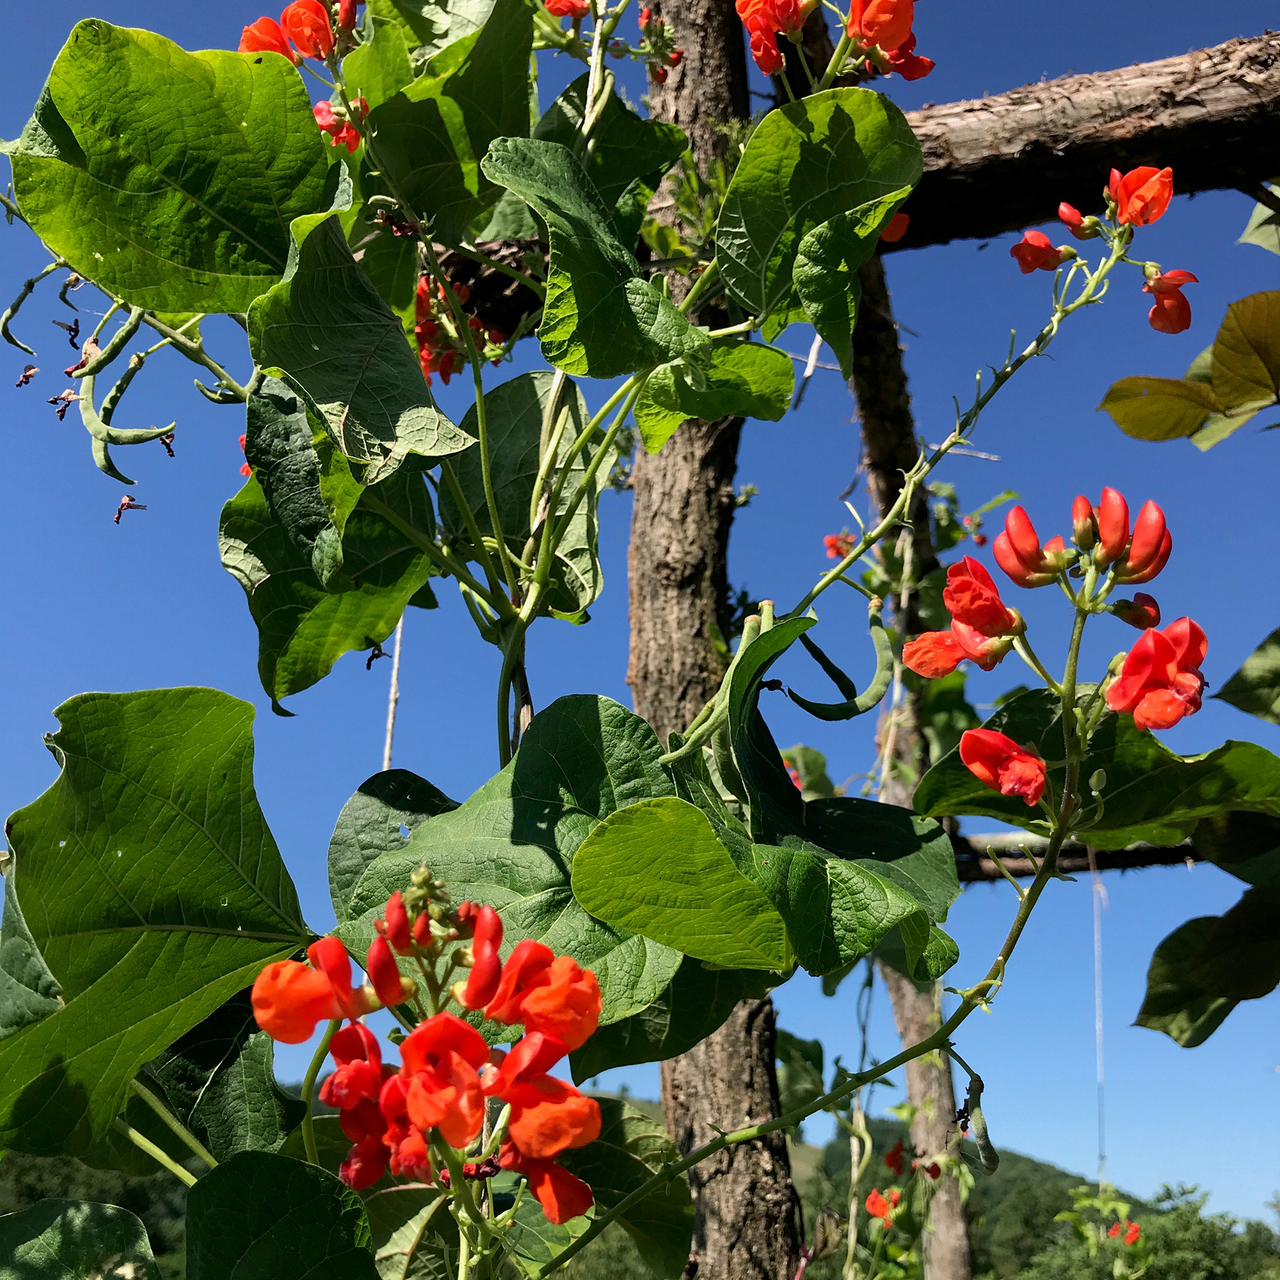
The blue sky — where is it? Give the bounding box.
[1,0,1277,1221]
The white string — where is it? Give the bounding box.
[382,616,405,772]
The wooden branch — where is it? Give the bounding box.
[887,31,1280,252]
[954,834,1202,881]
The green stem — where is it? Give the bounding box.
[130,1079,217,1170]
[677,260,720,316]
[1014,637,1062,695]
[815,29,854,91]
[113,1118,197,1188]
[454,243,547,301]
[301,1020,339,1166]
[137,310,246,401]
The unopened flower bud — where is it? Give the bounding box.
[1072,495,1097,550]
[1094,488,1129,569]
[1117,500,1168,582]
[1110,593,1162,630]
[1089,769,1107,792]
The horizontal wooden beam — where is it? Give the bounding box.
[954,833,1202,881]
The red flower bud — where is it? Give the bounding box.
[1058,202,1083,230]
[459,905,504,1010]
[1120,529,1171,584]
[880,211,910,243]
[1121,500,1167,577]
[1125,1223,1141,1246]
[959,729,1047,807]
[639,6,652,27]
[1110,1223,1122,1238]
[1072,494,1097,550]
[338,0,360,30]
[1094,488,1129,569]
[652,65,668,82]
[993,507,1065,587]
[380,890,413,954]
[1110,593,1161,630]
[366,934,405,1008]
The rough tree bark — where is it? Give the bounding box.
[890,31,1280,253]
[629,3,804,1278]
[851,254,971,1280]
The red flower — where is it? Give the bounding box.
[1144,269,1197,335]
[880,212,910,243]
[319,1022,385,1110]
[885,1139,905,1175]
[1072,494,1097,550]
[379,890,413,954]
[885,34,933,80]
[500,1142,594,1224]
[485,940,602,1051]
[1125,1222,1141,1246]
[959,730,1047,807]
[498,1072,601,1160]
[459,904,504,1011]
[1058,203,1084,232]
[921,1161,941,1180]
[824,532,855,559]
[1110,593,1161,630]
[1109,1222,1122,1238]
[993,506,1073,588]
[397,1012,490,1149]
[546,0,591,15]
[366,934,407,1009]
[1109,166,1173,227]
[379,1075,435,1180]
[282,0,335,59]
[1011,229,1067,274]
[1092,487,1127,568]
[847,0,914,52]
[238,17,298,62]
[942,557,1020,636]
[251,937,372,1043]
[313,100,362,153]
[1105,618,1207,731]
[902,622,1013,678]
[866,1188,893,1222]
[1117,499,1171,583]
[1088,490,1172,582]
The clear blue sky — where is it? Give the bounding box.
[1,1,1276,1221]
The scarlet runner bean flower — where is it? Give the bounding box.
[456,903,504,1010]
[880,212,910,243]
[1010,229,1070,274]
[993,505,1075,588]
[885,34,933,80]
[238,16,299,62]
[1110,593,1161,630]
[483,938,603,1050]
[902,558,1024,678]
[500,1144,595,1224]
[1144,269,1198,335]
[1105,617,1207,730]
[824,531,855,559]
[1109,166,1174,226]
[884,1138,905,1175]
[1125,1222,1141,1246]
[319,1022,387,1110]
[1058,203,1098,240]
[736,0,817,76]
[959,729,1048,807]
[1082,489,1172,583]
[251,936,375,1043]
[1109,1223,1121,1238]
[313,99,366,153]
[546,0,590,16]
[847,0,913,55]
[282,0,335,59]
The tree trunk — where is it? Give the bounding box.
[890,31,1280,253]
[630,5,804,1279]
[852,255,971,1280]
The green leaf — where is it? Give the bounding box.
[9,21,329,313]
[342,696,684,1030]
[0,877,63,1042]
[775,1029,825,1119]
[915,687,1280,848]
[715,88,922,317]
[365,0,498,68]
[569,958,775,1080]
[0,689,311,1153]
[145,988,306,1162]
[220,470,437,708]
[1191,811,1280,888]
[535,77,686,222]
[186,1151,379,1280]
[1097,377,1218,441]
[1136,888,1280,1047]
[343,16,415,111]
[365,1185,456,1278]
[482,137,710,377]
[365,0,532,245]
[559,1097,695,1278]
[1215,625,1280,726]
[0,1199,159,1279]
[571,797,792,970]
[329,770,459,923]
[793,189,912,377]
[248,217,472,484]
[1208,290,1280,410]
[439,371,618,613]
[780,745,836,799]
[498,1175,594,1275]
[1238,181,1280,256]
[633,342,794,454]
[873,919,961,987]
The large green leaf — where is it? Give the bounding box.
[439,371,618,614]
[915,687,1280,848]
[365,0,497,58]
[144,988,305,1163]
[1191,811,1280,888]
[569,958,775,1081]
[559,1097,694,1279]
[1238,181,1280,256]
[364,0,532,244]
[1215,625,1280,726]
[365,1185,456,1279]
[342,16,415,111]
[9,21,329,313]
[715,88,922,318]
[482,137,710,377]
[220,469,437,709]
[633,342,795,454]
[248,217,472,484]
[572,797,792,970]
[0,689,311,1153]
[1136,888,1280,1047]
[186,1151,379,1280]
[535,76,686,223]
[0,1199,159,1279]
[329,770,459,923]
[0,879,63,1042]
[341,696,684,1030]
[1095,377,1219,442]
[793,190,912,376]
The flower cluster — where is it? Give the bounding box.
[415,276,506,386]
[545,0,590,20]
[634,8,684,83]
[1015,166,1197,334]
[866,1186,901,1223]
[1109,1220,1142,1246]
[239,0,359,63]
[313,98,367,153]
[251,880,604,1227]
[901,486,1206,806]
